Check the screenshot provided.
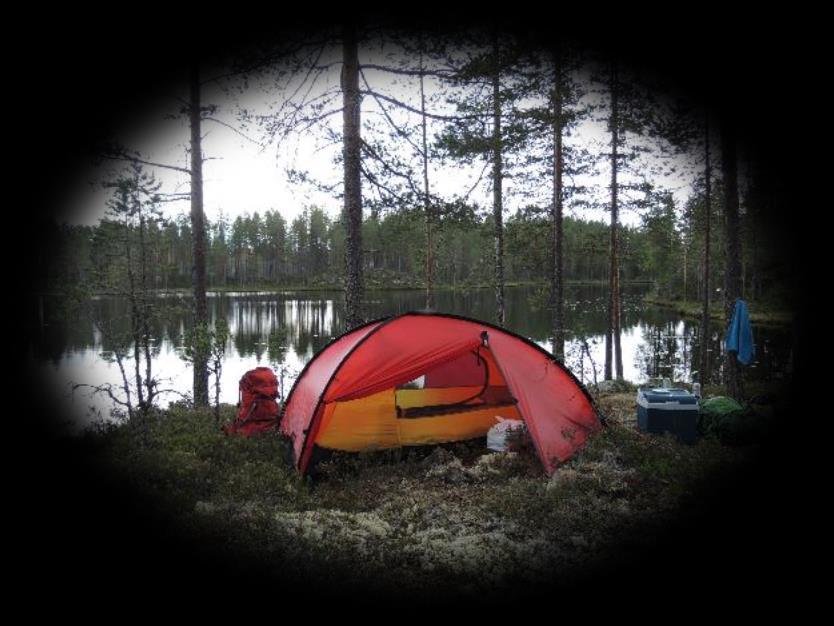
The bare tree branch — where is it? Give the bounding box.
[291,107,345,137]
[100,153,191,175]
[72,382,131,409]
[460,158,491,202]
[359,67,425,157]
[360,89,488,122]
[204,116,267,148]
[200,37,334,86]
[359,63,456,79]
[359,161,411,206]
[268,43,331,138]
[361,139,422,197]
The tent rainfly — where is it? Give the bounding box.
[279,312,603,475]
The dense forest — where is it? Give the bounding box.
[44,191,782,305]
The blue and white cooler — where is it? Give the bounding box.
[636,387,699,444]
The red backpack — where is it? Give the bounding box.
[223,367,281,436]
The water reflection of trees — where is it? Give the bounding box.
[31,294,187,366]
[33,285,792,385]
[224,296,339,359]
[632,313,789,385]
[636,320,687,382]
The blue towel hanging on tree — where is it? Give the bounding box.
[725,299,755,365]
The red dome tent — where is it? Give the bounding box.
[280,312,603,475]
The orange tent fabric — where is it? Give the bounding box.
[279,312,602,475]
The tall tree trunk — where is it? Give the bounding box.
[190,63,209,407]
[606,60,623,380]
[124,213,145,413]
[550,48,565,361]
[721,115,742,399]
[492,32,505,326]
[420,47,434,310]
[614,254,623,379]
[342,24,364,330]
[139,213,154,409]
[700,111,712,383]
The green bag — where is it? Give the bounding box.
[698,396,763,445]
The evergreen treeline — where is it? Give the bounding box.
[43,196,781,304]
[46,207,629,290]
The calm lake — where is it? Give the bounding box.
[29,285,792,430]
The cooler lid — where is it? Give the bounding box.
[637,387,698,406]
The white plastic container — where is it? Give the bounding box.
[486,417,526,452]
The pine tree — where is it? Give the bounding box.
[189,61,209,406]
[438,30,531,326]
[592,55,662,381]
[721,115,742,399]
[342,23,364,329]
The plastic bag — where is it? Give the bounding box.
[486,417,526,452]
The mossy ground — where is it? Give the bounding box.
[79,388,766,599]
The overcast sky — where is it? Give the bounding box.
[62,44,701,230]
